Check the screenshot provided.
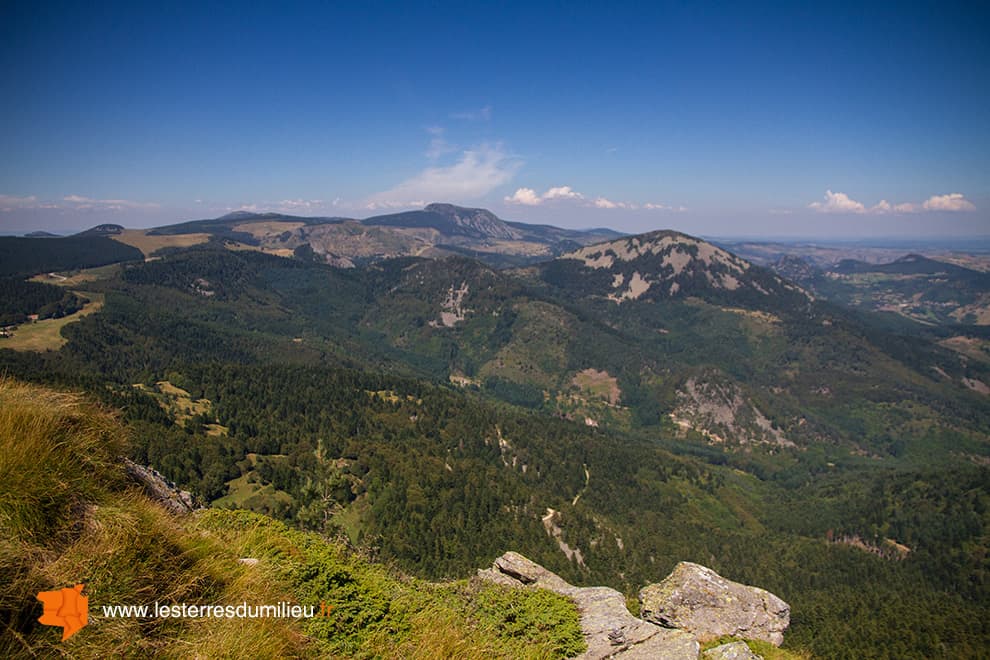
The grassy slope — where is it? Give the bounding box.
[111,229,211,257]
[0,293,104,352]
[0,378,584,659]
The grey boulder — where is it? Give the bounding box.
[639,562,789,646]
[479,552,699,659]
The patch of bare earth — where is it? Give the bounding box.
[572,368,621,405]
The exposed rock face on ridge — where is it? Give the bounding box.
[552,230,810,304]
[770,254,819,284]
[480,551,698,659]
[364,203,523,241]
[479,552,790,658]
[672,373,794,447]
[424,203,522,241]
[639,561,790,646]
[123,458,198,515]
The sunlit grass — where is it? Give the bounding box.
[0,293,103,351]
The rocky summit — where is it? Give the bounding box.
[639,561,791,646]
[479,551,789,659]
[549,229,810,305]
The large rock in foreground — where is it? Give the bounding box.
[639,562,790,646]
[703,641,763,660]
[479,552,699,659]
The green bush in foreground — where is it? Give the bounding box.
[196,508,585,659]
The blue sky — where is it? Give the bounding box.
[1,0,988,237]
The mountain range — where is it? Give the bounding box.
[140,203,625,268]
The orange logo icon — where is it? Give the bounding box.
[37,583,88,640]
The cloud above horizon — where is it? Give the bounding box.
[366,143,520,211]
[1,193,159,213]
[922,193,977,212]
[505,185,584,205]
[62,195,160,211]
[0,195,47,211]
[505,185,681,211]
[226,199,331,215]
[809,189,976,214]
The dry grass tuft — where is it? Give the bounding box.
[0,378,308,658]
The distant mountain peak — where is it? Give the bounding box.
[218,210,260,221]
[217,210,295,221]
[76,223,125,236]
[553,230,810,304]
[422,202,521,240]
[424,202,489,215]
[364,202,521,241]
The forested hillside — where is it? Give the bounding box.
[0,235,142,277]
[2,239,988,658]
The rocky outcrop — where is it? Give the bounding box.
[672,372,794,447]
[123,458,198,515]
[480,552,789,659]
[639,562,790,646]
[479,552,698,659]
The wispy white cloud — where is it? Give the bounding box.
[366,143,520,210]
[274,199,325,212]
[63,195,160,211]
[425,126,456,160]
[228,203,263,213]
[450,105,492,121]
[505,185,678,211]
[363,199,428,211]
[809,190,976,215]
[0,194,43,211]
[922,193,976,212]
[223,199,336,215]
[1,193,159,213]
[279,199,326,209]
